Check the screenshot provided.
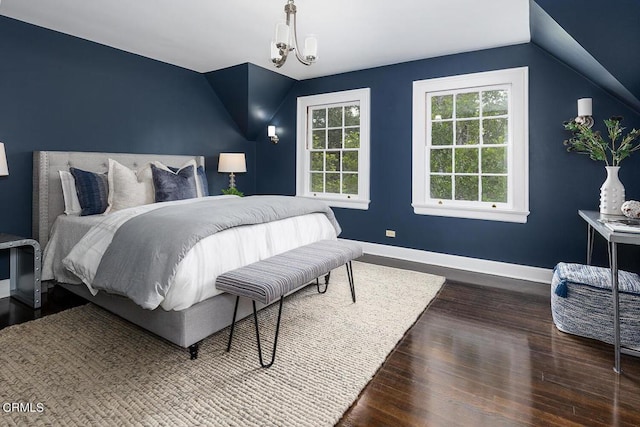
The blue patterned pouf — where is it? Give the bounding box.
[551,262,640,349]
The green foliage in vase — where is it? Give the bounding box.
[221,187,244,197]
[563,116,640,166]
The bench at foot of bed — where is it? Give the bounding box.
[215,240,363,368]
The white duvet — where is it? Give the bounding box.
[45,196,338,311]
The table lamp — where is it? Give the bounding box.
[218,153,246,189]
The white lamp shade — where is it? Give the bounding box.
[577,98,592,116]
[218,153,246,173]
[275,23,290,46]
[0,143,8,176]
[304,36,318,59]
[268,125,277,137]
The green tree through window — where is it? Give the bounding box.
[429,89,509,203]
[308,103,361,196]
[412,67,528,223]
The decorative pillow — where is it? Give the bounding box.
[167,165,209,197]
[154,160,204,197]
[59,171,82,216]
[197,166,209,197]
[150,164,198,202]
[106,159,154,213]
[69,167,109,216]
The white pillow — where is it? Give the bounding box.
[59,170,82,216]
[152,159,203,197]
[106,159,155,213]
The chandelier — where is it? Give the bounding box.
[270,0,317,68]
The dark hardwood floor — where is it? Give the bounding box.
[0,285,86,328]
[3,278,640,426]
[338,280,640,426]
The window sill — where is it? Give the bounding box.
[412,203,529,223]
[299,195,370,210]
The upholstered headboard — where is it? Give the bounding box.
[33,151,205,248]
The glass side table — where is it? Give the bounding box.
[578,210,640,374]
[0,234,41,309]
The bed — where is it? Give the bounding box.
[33,150,339,358]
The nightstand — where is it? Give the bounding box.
[0,234,41,309]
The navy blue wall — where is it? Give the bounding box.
[0,16,254,241]
[535,0,640,106]
[2,13,639,280]
[205,63,295,141]
[256,43,640,270]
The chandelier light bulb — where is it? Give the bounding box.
[270,42,280,61]
[275,23,290,47]
[304,36,318,62]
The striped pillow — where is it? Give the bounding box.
[69,167,109,216]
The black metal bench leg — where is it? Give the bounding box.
[226,295,240,352]
[316,272,331,294]
[253,296,284,368]
[346,261,356,303]
[316,277,328,294]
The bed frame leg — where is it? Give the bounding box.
[253,296,284,368]
[189,342,200,360]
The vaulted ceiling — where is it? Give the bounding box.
[1,0,638,112]
[0,0,530,80]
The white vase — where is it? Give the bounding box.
[600,166,625,215]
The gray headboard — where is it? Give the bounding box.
[33,151,205,248]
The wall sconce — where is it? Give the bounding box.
[218,153,246,189]
[575,98,594,128]
[0,143,9,177]
[268,125,279,144]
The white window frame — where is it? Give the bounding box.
[296,88,371,210]
[412,67,529,223]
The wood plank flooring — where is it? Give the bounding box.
[3,278,640,426]
[338,280,640,426]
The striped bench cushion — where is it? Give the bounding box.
[216,240,363,305]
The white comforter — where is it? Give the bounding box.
[44,196,338,311]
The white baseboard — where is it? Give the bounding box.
[0,279,9,299]
[345,240,553,284]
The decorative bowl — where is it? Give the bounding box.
[621,200,640,218]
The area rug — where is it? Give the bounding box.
[0,262,444,426]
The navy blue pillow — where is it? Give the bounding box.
[69,167,109,216]
[197,166,209,197]
[167,165,209,197]
[151,164,198,202]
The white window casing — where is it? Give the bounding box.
[296,88,371,210]
[412,67,529,223]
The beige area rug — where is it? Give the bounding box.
[0,262,444,426]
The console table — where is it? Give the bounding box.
[0,234,41,309]
[578,210,640,373]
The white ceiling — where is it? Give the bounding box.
[0,0,531,80]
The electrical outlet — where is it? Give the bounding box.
[385,229,396,238]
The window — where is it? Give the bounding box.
[412,67,529,223]
[296,88,370,210]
